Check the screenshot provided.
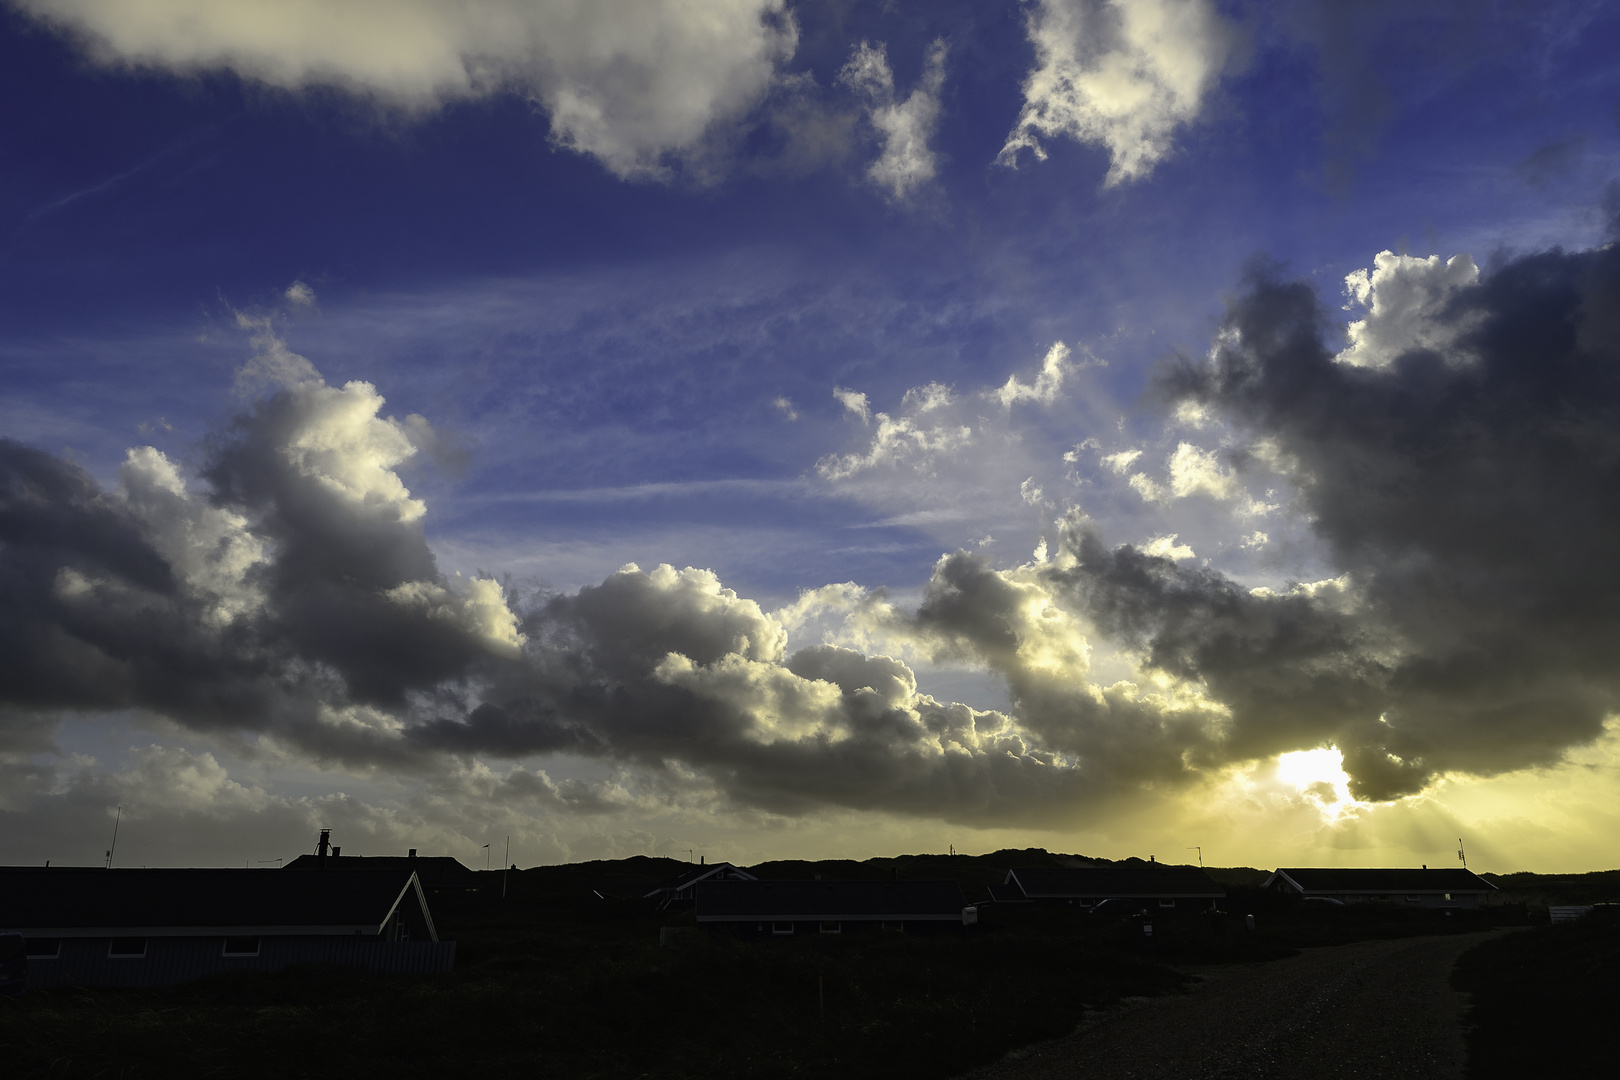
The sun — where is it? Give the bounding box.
[1275,746,1358,818]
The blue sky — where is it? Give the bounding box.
[4,0,1620,872]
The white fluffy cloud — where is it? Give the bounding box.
[816,385,973,481]
[999,0,1234,184]
[839,38,949,198]
[12,0,798,178]
[991,341,1074,407]
[1339,250,1480,368]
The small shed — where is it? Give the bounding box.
[0,867,454,988]
[695,879,971,935]
[643,860,757,911]
[1003,866,1226,911]
[1264,867,1496,908]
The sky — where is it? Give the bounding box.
[3,0,1620,874]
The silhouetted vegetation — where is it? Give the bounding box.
[1453,905,1619,1079]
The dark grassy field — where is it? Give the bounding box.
[0,854,1604,1079]
[1452,904,1620,1080]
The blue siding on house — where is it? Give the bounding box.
[25,936,455,989]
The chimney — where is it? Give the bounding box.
[1149,855,1155,863]
[317,829,331,869]
[408,848,417,859]
[700,855,705,866]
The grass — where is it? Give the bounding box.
[1451,905,1620,1079]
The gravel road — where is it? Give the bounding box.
[963,931,1503,1080]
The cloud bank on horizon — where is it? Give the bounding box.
[6,241,1619,846]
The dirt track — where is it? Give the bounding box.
[963,931,1503,1080]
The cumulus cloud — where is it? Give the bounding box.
[11,0,798,178]
[998,0,1235,184]
[1339,250,1480,368]
[1131,242,1620,797]
[839,38,948,199]
[991,341,1074,407]
[9,240,1620,842]
[815,383,973,481]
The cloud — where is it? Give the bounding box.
[1340,250,1480,368]
[12,0,798,178]
[998,0,1235,184]
[839,38,948,199]
[815,388,973,482]
[832,386,872,423]
[9,240,1620,841]
[991,341,1074,407]
[1124,241,1620,797]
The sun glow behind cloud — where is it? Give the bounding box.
[1273,747,1360,821]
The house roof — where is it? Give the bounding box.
[695,879,968,921]
[985,883,1032,903]
[0,867,432,938]
[1268,868,1496,894]
[642,861,756,898]
[1007,866,1225,899]
[283,853,479,889]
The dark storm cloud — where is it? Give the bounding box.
[0,373,513,768]
[1048,243,1620,798]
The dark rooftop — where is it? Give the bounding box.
[0,867,423,934]
[1273,868,1496,893]
[284,853,479,889]
[1008,866,1225,898]
[695,879,968,920]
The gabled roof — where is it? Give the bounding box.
[0,867,434,938]
[695,879,968,921]
[985,883,1031,904]
[642,861,756,898]
[1267,868,1496,894]
[283,853,479,889]
[1007,866,1225,899]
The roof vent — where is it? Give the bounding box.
[408,849,417,859]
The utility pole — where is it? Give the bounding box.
[503,835,510,899]
[104,805,121,868]
[483,842,490,872]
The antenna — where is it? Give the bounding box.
[482,842,491,872]
[104,805,122,868]
[503,835,510,900]
[1187,846,1203,867]
[1457,837,1467,868]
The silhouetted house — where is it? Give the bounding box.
[695,879,972,935]
[284,849,481,893]
[1002,866,1225,911]
[1265,868,1495,909]
[0,867,454,989]
[984,883,1032,904]
[642,860,757,911]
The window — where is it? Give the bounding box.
[819,922,841,935]
[771,922,795,935]
[1406,895,1421,903]
[24,938,61,960]
[1444,893,1453,901]
[107,938,147,958]
[1158,898,1177,908]
[222,937,261,957]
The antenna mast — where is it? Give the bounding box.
[1187,845,1203,867]
[1457,837,1467,869]
[104,805,122,868]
